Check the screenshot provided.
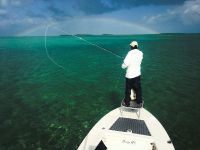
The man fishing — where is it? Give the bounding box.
[122,41,143,108]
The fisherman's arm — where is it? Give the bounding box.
[121,52,130,69]
[121,62,127,69]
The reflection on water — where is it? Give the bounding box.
[0,34,200,149]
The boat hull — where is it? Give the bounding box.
[78,107,175,150]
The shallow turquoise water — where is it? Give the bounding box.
[0,34,200,150]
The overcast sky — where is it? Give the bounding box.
[0,0,200,36]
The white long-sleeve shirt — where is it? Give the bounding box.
[122,49,143,79]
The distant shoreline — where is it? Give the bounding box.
[0,33,199,38]
[59,33,196,36]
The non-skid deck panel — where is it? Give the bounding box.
[109,117,151,136]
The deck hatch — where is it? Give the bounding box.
[109,117,151,136]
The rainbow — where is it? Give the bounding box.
[18,17,158,36]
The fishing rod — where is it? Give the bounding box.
[44,25,123,69]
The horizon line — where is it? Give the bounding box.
[0,32,200,37]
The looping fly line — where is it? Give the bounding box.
[44,25,123,69]
[45,26,65,70]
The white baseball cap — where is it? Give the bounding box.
[130,41,138,47]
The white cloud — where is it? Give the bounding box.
[11,0,21,5]
[181,0,200,24]
[146,0,200,25]
[0,8,6,14]
[0,0,8,7]
[0,0,22,7]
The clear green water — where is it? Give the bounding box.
[0,34,200,150]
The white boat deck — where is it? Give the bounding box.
[78,107,175,150]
